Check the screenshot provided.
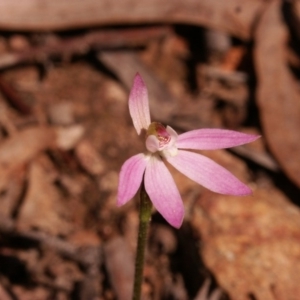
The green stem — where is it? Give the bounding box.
[132,183,152,300]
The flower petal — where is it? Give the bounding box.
[117,153,148,206]
[177,129,260,150]
[166,126,178,141]
[166,150,251,195]
[146,135,160,153]
[144,155,184,228]
[129,73,151,135]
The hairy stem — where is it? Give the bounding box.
[132,184,152,300]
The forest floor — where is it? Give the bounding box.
[0,1,298,300]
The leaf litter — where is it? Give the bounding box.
[0,1,297,299]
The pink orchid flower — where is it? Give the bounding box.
[117,73,259,228]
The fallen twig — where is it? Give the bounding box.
[0,77,32,114]
[0,26,171,70]
[0,0,266,40]
[0,214,100,268]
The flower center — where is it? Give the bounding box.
[145,122,178,156]
[147,122,170,147]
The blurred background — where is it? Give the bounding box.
[0,0,298,299]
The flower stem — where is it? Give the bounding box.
[132,183,152,300]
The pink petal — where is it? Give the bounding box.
[177,129,260,150]
[166,150,252,195]
[145,135,160,153]
[144,156,184,228]
[117,153,148,206]
[166,126,178,141]
[129,73,151,135]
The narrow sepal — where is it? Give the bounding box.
[167,150,252,195]
[144,156,184,228]
[177,129,260,150]
[129,73,151,135]
[117,153,148,206]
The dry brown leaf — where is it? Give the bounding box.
[68,230,101,248]
[12,286,50,300]
[0,127,55,191]
[0,127,56,171]
[0,283,12,300]
[192,188,300,300]
[54,125,84,150]
[255,0,300,187]
[220,46,246,71]
[17,155,72,235]
[0,0,265,40]
[75,139,105,176]
[0,126,83,191]
[0,168,25,217]
[103,237,134,300]
[45,254,82,292]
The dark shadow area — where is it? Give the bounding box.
[0,254,31,285]
[175,25,207,93]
